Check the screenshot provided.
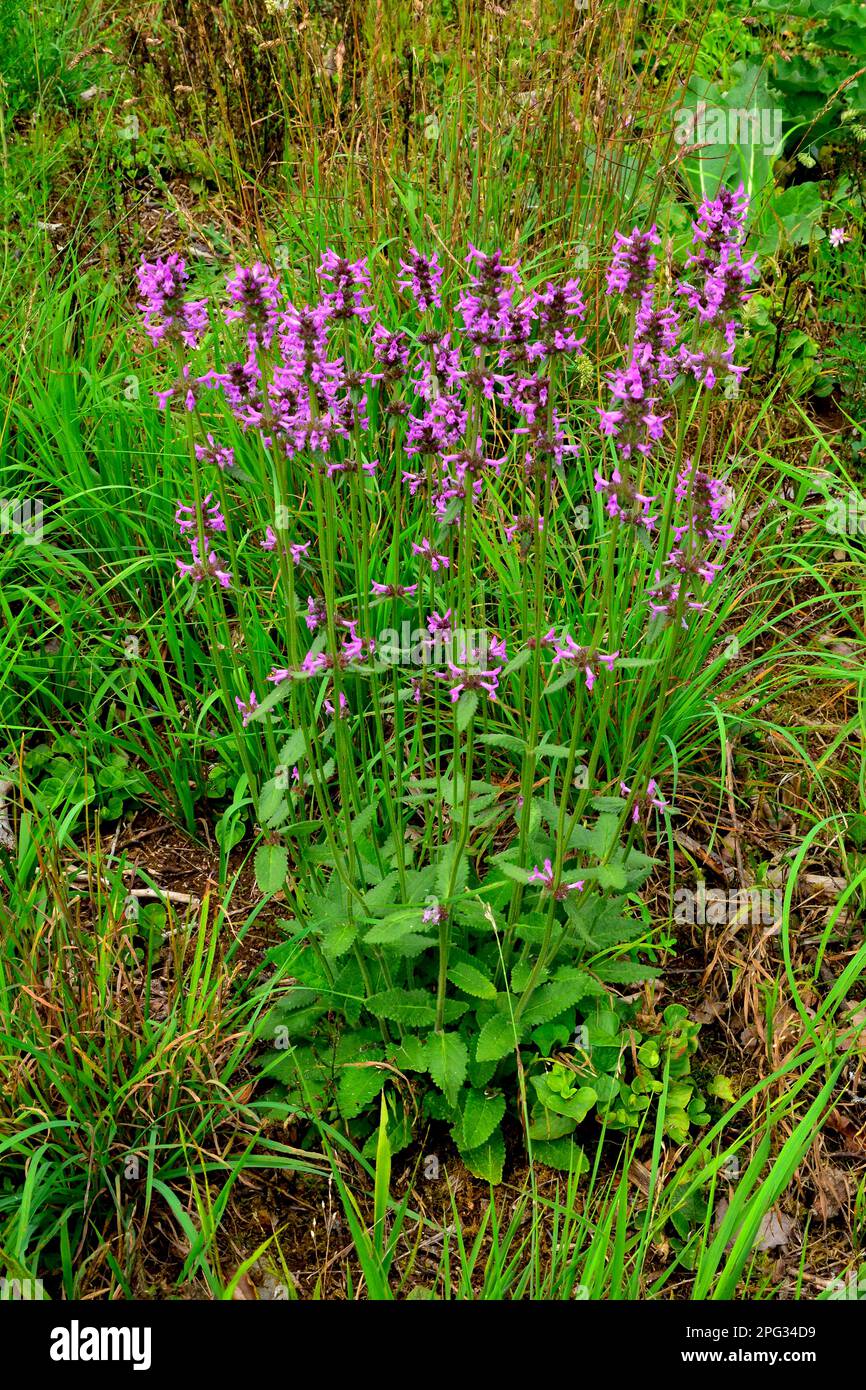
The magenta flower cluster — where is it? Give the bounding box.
[137,195,746,764]
[599,185,753,468]
[647,461,732,629]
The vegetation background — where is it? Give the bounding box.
[0,0,865,1301]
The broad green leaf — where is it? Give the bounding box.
[364,909,428,945]
[501,648,531,677]
[520,971,597,1028]
[367,989,437,1027]
[532,1074,596,1123]
[258,778,288,828]
[278,728,307,764]
[456,689,478,731]
[511,960,544,993]
[476,1013,521,1063]
[531,1137,589,1176]
[247,678,295,721]
[384,932,436,957]
[708,1075,736,1103]
[527,1106,576,1141]
[447,960,497,999]
[459,1089,506,1150]
[664,1110,691,1144]
[435,841,468,900]
[320,920,357,959]
[392,1035,429,1071]
[596,864,628,891]
[535,742,576,760]
[477,732,527,753]
[338,1063,388,1119]
[590,795,627,814]
[364,871,403,913]
[593,960,661,984]
[460,1126,505,1184]
[425,1032,468,1106]
[350,804,378,839]
[497,862,532,884]
[215,809,245,853]
[254,844,288,896]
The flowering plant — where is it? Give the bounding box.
[136,189,750,1177]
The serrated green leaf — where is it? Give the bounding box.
[544,667,578,696]
[511,960,543,993]
[364,909,428,944]
[247,679,296,721]
[593,960,661,983]
[458,1089,506,1150]
[460,1126,505,1183]
[364,870,403,913]
[456,689,478,731]
[350,804,378,839]
[392,1035,429,1072]
[447,960,497,999]
[337,1062,388,1119]
[467,1055,497,1089]
[383,931,436,957]
[597,863,628,890]
[425,1032,468,1106]
[308,892,344,925]
[501,647,531,677]
[477,732,527,753]
[255,844,288,896]
[476,1012,521,1062]
[367,989,437,1027]
[535,742,576,760]
[520,972,596,1028]
[531,1137,589,1175]
[435,841,468,900]
[320,919,357,959]
[278,728,307,764]
[258,778,288,828]
[498,862,532,884]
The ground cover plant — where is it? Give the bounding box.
[0,0,865,1307]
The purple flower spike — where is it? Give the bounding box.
[194,434,235,470]
[137,254,209,349]
[446,659,502,704]
[176,538,231,589]
[605,226,659,300]
[551,639,618,692]
[224,262,283,349]
[529,859,585,899]
[412,538,450,572]
[235,690,258,727]
[317,248,373,322]
[620,777,667,824]
[175,493,226,536]
[397,248,443,313]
